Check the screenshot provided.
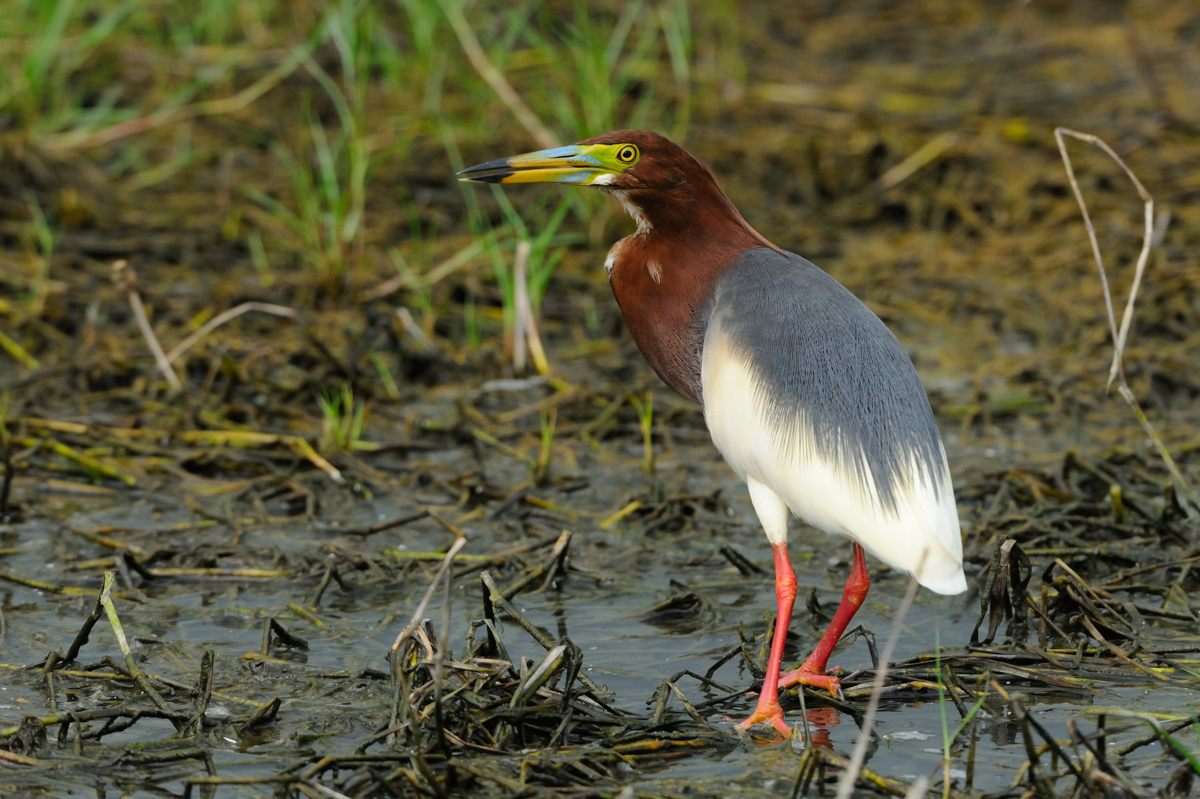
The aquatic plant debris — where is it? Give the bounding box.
[2,1,1200,797]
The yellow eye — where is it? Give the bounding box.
[616,144,639,165]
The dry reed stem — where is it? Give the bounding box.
[836,551,927,799]
[0,329,39,370]
[389,537,467,654]
[512,240,550,375]
[879,132,959,191]
[511,241,529,373]
[1054,127,1199,519]
[113,260,182,393]
[0,749,41,766]
[166,302,297,364]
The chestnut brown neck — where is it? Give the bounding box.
[607,177,774,402]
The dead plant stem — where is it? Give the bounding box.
[1054,127,1199,519]
[836,551,927,799]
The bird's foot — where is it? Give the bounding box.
[778,666,841,696]
[736,700,792,737]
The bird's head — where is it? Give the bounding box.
[457,129,693,192]
[458,129,772,248]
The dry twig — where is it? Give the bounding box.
[113,260,182,394]
[166,302,297,364]
[1054,127,1199,519]
[511,240,550,375]
[836,552,927,799]
[390,538,468,654]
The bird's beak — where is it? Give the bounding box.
[457,144,620,186]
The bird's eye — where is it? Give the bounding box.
[616,144,639,164]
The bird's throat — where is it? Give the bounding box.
[603,182,774,403]
[606,236,749,403]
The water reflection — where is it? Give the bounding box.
[796,706,840,749]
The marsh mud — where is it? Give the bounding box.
[2,1,1200,797]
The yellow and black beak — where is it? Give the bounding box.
[458,143,634,186]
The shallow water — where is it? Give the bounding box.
[2,423,1191,796]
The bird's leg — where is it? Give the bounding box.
[778,543,869,695]
[737,542,797,736]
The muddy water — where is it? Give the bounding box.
[1,414,1190,795]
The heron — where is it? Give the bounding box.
[458,130,966,735]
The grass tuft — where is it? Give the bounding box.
[318,383,367,454]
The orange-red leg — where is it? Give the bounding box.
[737,543,797,736]
[779,543,870,695]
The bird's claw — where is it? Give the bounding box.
[736,701,792,737]
[778,667,842,698]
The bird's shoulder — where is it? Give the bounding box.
[708,247,903,373]
[702,246,948,511]
[700,249,961,587]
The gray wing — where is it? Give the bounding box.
[711,248,948,511]
[701,247,964,592]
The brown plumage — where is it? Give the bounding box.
[582,131,777,400]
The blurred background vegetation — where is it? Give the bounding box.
[2,0,1197,447]
[1,0,730,432]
